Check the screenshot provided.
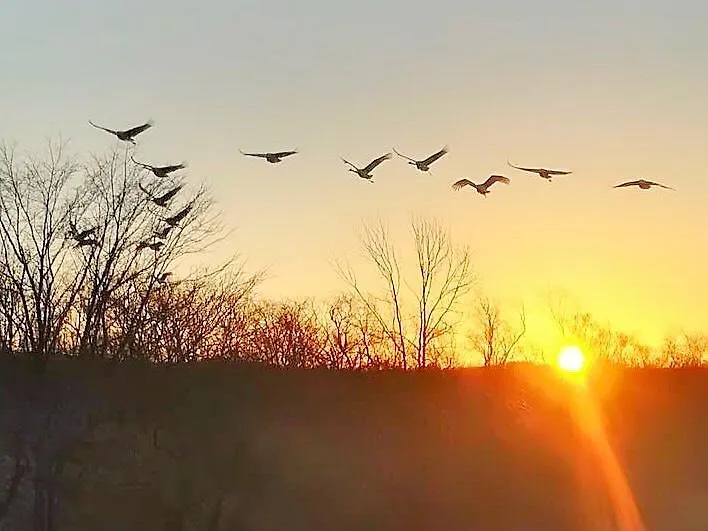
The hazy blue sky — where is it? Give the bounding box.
[2,0,708,355]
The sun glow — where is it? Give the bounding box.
[557,345,585,373]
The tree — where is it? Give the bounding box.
[337,217,475,368]
[0,138,224,362]
[662,333,707,368]
[115,264,261,363]
[470,296,527,366]
[245,300,326,368]
[546,291,657,367]
[0,140,85,365]
[66,146,220,360]
[320,295,389,370]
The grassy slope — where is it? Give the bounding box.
[4,360,708,531]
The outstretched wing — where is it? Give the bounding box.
[451,179,474,190]
[240,150,268,158]
[76,227,97,240]
[613,180,641,188]
[156,185,184,203]
[131,155,155,170]
[547,169,572,175]
[273,150,298,158]
[157,163,187,173]
[363,153,392,173]
[155,225,173,238]
[644,180,676,190]
[483,175,511,188]
[165,202,194,224]
[124,121,154,137]
[341,158,358,171]
[421,146,449,166]
[507,160,542,173]
[392,148,417,163]
[88,120,116,135]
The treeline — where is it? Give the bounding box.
[0,140,704,370]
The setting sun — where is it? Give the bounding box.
[557,346,585,373]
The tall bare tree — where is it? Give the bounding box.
[470,296,526,366]
[0,138,226,362]
[66,146,221,359]
[337,217,475,368]
[0,140,87,365]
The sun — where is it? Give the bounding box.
[557,345,585,373]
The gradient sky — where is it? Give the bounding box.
[2,0,707,355]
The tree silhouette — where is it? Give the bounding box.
[337,217,474,368]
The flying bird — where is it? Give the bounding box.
[613,179,675,191]
[393,146,448,172]
[341,153,392,182]
[140,183,184,207]
[136,240,165,252]
[88,120,154,144]
[239,150,298,164]
[131,156,186,178]
[154,225,174,239]
[162,202,194,227]
[156,272,173,284]
[452,175,511,196]
[68,220,98,241]
[507,160,571,181]
[74,237,99,248]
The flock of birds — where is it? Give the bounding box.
[91,118,676,192]
[82,118,677,198]
[335,146,675,194]
[64,120,198,284]
[60,117,679,282]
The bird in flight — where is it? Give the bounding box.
[393,146,448,172]
[341,153,392,182]
[131,156,186,178]
[452,175,511,196]
[154,225,174,239]
[88,120,154,144]
[162,202,194,227]
[74,237,99,248]
[137,240,165,252]
[613,179,675,191]
[156,272,173,284]
[139,183,184,207]
[507,160,571,181]
[239,150,298,164]
[68,220,98,242]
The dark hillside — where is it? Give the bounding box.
[1,360,707,530]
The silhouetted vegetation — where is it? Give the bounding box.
[0,140,706,531]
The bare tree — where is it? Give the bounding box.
[662,333,707,368]
[410,217,474,367]
[546,292,659,367]
[0,138,227,361]
[320,295,390,370]
[337,217,474,368]
[66,146,222,359]
[245,300,326,368]
[470,296,527,366]
[0,140,87,365]
[116,263,261,363]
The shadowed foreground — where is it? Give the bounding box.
[1,361,707,531]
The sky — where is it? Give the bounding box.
[1,0,707,355]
